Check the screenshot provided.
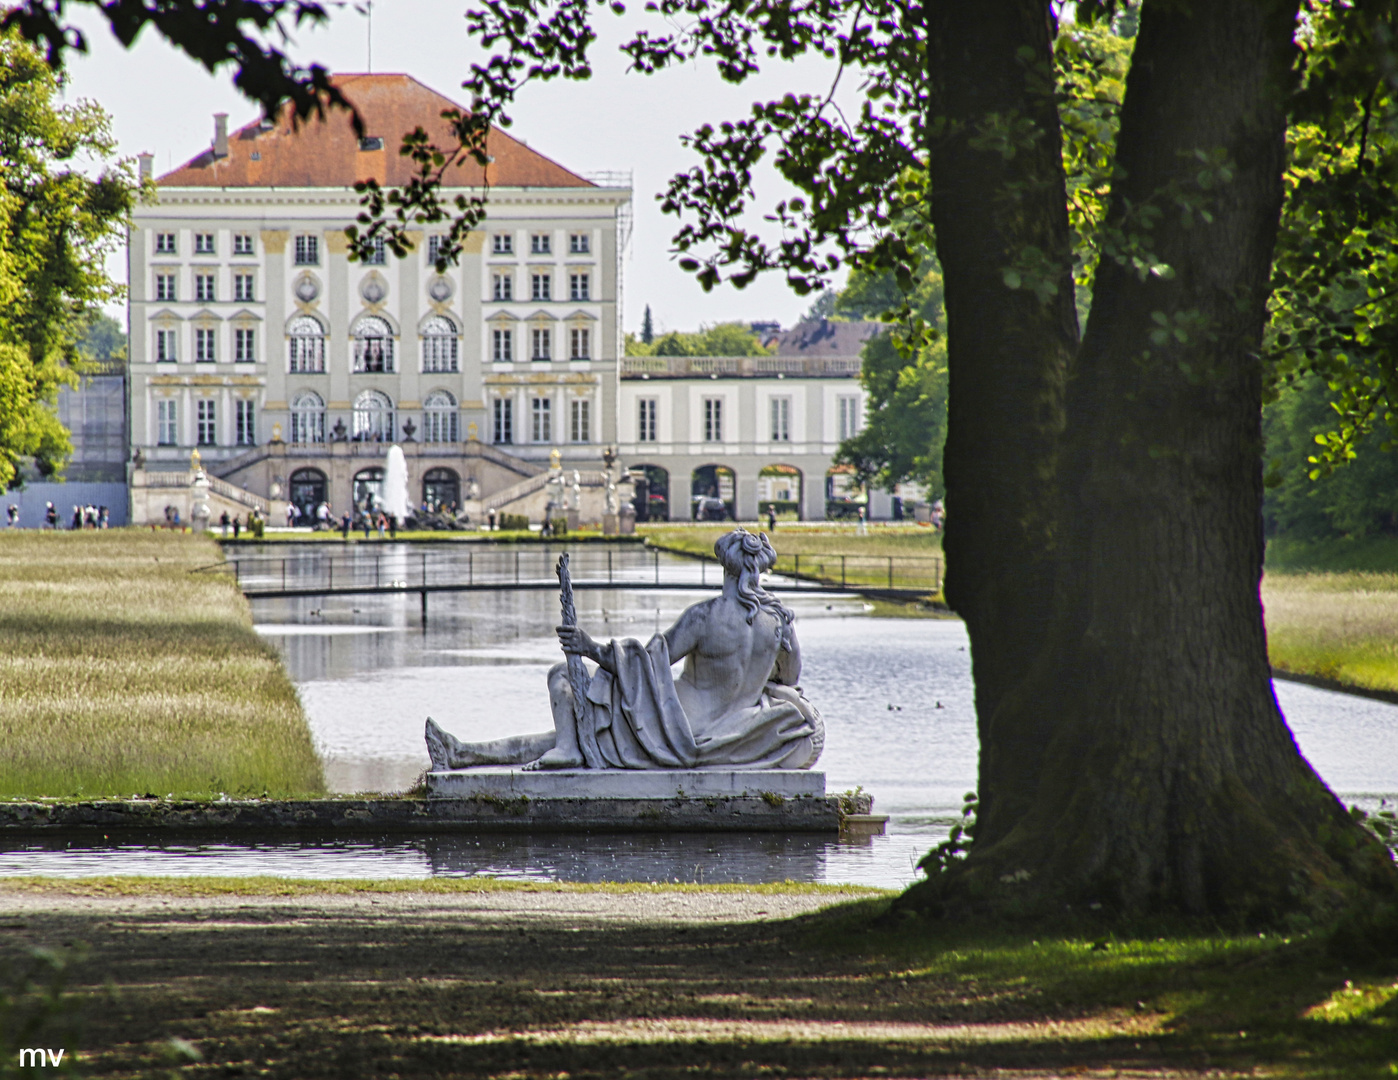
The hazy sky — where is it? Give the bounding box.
[61,1,855,333]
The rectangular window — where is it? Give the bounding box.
[194,233,216,255]
[492,328,514,363]
[570,399,591,443]
[493,232,514,255]
[703,397,723,442]
[155,328,177,363]
[155,273,176,302]
[232,233,254,256]
[195,273,216,302]
[492,272,513,301]
[637,398,657,443]
[234,327,256,363]
[531,233,551,255]
[569,232,590,254]
[570,326,591,360]
[294,234,319,265]
[427,235,444,264]
[531,272,551,301]
[235,399,256,446]
[233,273,254,302]
[196,399,217,446]
[838,395,861,441]
[492,397,513,444]
[569,272,591,301]
[770,396,791,442]
[195,327,216,363]
[365,236,387,265]
[155,232,177,254]
[157,399,177,446]
[531,327,551,361]
[531,397,552,443]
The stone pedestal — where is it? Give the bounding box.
[426,768,824,800]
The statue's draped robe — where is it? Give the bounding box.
[576,635,824,770]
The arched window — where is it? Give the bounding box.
[422,468,460,511]
[288,316,326,373]
[422,390,458,444]
[290,391,325,444]
[353,315,395,373]
[289,468,327,521]
[352,389,395,442]
[421,316,459,373]
[354,467,385,512]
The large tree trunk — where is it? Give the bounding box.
[920,0,1397,921]
[927,0,1080,840]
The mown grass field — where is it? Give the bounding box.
[0,530,324,799]
[1263,571,1398,694]
[2,879,1394,1078]
[641,522,946,592]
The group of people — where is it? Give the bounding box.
[6,502,110,529]
[218,508,264,539]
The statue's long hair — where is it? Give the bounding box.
[714,529,795,645]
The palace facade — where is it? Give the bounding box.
[128,74,628,520]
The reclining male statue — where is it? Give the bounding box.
[425,528,824,771]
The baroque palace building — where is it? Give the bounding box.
[128,73,629,521]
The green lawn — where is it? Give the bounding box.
[0,530,324,798]
[641,522,946,592]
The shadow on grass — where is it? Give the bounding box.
[3,890,1395,1078]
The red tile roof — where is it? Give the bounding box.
[159,73,592,190]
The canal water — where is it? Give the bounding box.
[5,541,1397,888]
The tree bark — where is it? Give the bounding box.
[920,0,1398,921]
[927,0,1080,840]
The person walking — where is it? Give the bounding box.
[44,502,56,529]
[487,507,497,532]
[376,512,386,539]
[340,511,351,540]
[767,505,777,533]
[231,515,241,539]
[220,510,231,538]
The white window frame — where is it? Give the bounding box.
[423,391,459,443]
[196,399,217,446]
[637,397,657,443]
[570,399,591,443]
[235,399,256,446]
[421,317,459,373]
[492,272,513,301]
[492,397,513,444]
[294,234,319,266]
[155,232,177,255]
[569,272,591,301]
[290,392,326,444]
[232,233,254,256]
[838,395,861,441]
[703,397,723,442]
[353,317,395,374]
[531,272,551,301]
[288,318,326,373]
[194,327,217,363]
[234,327,256,363]
[155,273,176,302]
[569,232,590,255]
[492,328,514,363]
[157,399,177,445]
[570,326,591,360]
[195,273,216,302]
[770,396,791,442]
[531,233,551,255]
[531,396,552,443]
[194,232,216,255]
[492,232,514,255]
[531,327,551,362]
[233,273,255,302]
[155,328,177,363]
[364,236,387,265]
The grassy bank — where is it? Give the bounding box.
[2,879,1393,1078]
[1263,571,1398,695]
[0,530,324,799]
[642,522,945,592]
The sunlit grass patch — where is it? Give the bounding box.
[1305,981,1398,1024]
[1263,572,1398,693]
[0,530,323,798]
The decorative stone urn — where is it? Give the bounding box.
[189,448,212,532]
